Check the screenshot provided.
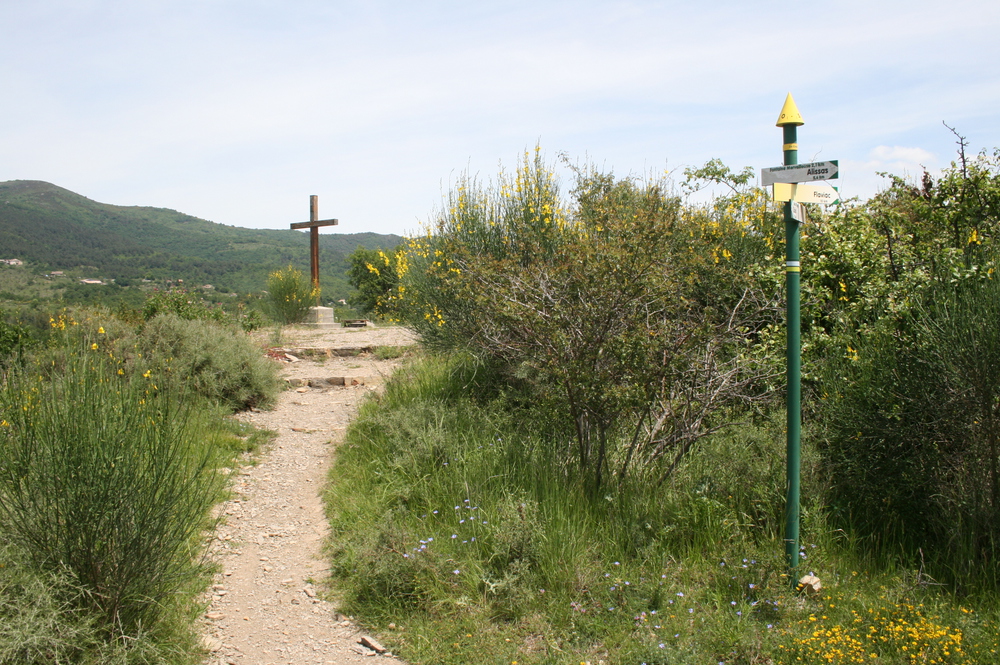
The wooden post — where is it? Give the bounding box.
[290,195,338,304]
[309,195,320,289]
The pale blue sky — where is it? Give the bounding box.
[2,1,998,236]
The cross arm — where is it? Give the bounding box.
[290,219,339,230]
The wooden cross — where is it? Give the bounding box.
[289,195,338,294]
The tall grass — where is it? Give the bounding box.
[0,539,95,664]
[0,344,225,649]
[324,353,1000,664]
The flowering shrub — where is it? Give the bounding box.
[390,148,775,493]
[266,264,319,324]
[0,345,224,638]
[346,246,402,317]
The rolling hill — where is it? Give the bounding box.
[0,180,403,298]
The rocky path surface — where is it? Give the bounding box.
[202,325,416,665]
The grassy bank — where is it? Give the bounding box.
[324,353,999,665]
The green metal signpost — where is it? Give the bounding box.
[760,93,840,582]
[762,94,841,578]
[777,94,804,575]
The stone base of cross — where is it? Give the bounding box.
[290,195,338,304]
[303,305,337,328]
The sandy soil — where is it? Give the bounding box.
[201,324,417,665]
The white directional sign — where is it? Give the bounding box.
[789,201,807,223]
[762,160,839,186]
[772,183,840,205]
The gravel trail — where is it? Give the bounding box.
[201,326,415,665]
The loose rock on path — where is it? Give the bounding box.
[202,325,416,665]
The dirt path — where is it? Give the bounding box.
[201,325,416,665]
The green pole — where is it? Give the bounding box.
[776,93,804,576]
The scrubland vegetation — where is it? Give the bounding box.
[330,147,1000,664]
[0,300,279,663]
[4,140,1000,664]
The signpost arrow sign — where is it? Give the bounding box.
[789,201,807,223]
[762,160,839,186]
[772,183,840,205]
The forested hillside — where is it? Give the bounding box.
[0,180,402,297]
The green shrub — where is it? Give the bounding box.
[822,273,1000,585]
[0,348,225,640]
[394,150,774,495]
[127,313,281,411]
[233,302,266,332]
[0,311,33,365]
[141,288,227,323]
[266,265,318,324]
[24,308,279,412]
[346,246,401,317]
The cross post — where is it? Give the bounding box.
[290,195,338,303]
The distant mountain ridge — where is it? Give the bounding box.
[0,180,403,296]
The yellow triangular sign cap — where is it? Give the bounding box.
[776,93,804,127]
